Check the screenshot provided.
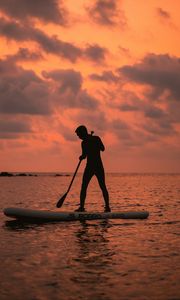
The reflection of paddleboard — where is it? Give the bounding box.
[3,207,149,222]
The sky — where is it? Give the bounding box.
[0,0,180,172]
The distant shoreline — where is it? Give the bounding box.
[0,172,71,177]
[0,171,179,177]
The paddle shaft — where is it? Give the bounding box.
[66,131,93,194]
[56,159,82,207]
[56,131,94,207]
[66,159,81,193]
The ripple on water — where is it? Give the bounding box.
[0,174,180,300]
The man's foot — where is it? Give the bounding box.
[74,207,85,212]
[104,206,111,212]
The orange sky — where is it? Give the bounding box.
[0,0,180,172]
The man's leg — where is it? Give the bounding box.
[96,169,111,212]
[75,168,93,211]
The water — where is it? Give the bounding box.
[0,173,180,300]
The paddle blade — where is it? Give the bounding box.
[56,192,68,208]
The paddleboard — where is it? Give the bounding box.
[4,207,149,222]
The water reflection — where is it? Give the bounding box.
[71,220,116,300]
[4,219,50,231]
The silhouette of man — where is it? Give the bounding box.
[75,125,111,212]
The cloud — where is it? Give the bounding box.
[61,130,77,142]
[110,117,167,148]
[86,0,126,28]
[89,70,118,82]
[0,17,82,62]
[118,45,131,58]
[0,118,32,139]
[74,110,108,134]
[157,7,171,20]
[156,7,178,30]
[110,119,145,146]
[0,133,20,139]
[118,103,139,111]
[42,69,83,94]
[0,17,107,63]
[0,17,28,41]
[0,0,67,25]
[118,53,180,101]
[112,119,129,130]
[116,89,178,138]
[7,47,43,62]
[77,90,99,109]
[143,119,175,137]
[57,123,77,142]
[143,105,177,137]
[84,44,107,63]
[112,90,142,112]
[144,106,165,119]
[0,52,100,117]
[43,68,99,109]
[0,119,31,132]
[34,30,82,62]
[0,58,52,115]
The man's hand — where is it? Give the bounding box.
[79,155,85,161]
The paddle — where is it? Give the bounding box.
[56,159,82,208]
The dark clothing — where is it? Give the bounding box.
[79,135,109,209]
[81,135,105,166]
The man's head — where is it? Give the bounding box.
[75,125,88,140]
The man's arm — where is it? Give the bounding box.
[79,141,87,160]
[98,137,105,151]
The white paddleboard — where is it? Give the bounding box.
[4,207,149,222]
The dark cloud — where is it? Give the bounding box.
[157,7,171,20]
[61,130,77,142]
[108,90,142,111]
[42,69,82,94]
[34,31,82,62]
[42,68,98,109]
[144,106,165,119]
[110,119,160,147]
[74,111,108,134]
[89,70,118,82]
[77,90,99,109]
[0,17,82,62]
[117,89,177,138]
[0,119,31,133]
[118,46,131,57]
[87,0,126,27]
[58,124,77,142]
[84,44,107,63]
[110,119,138,145]
[0,133,20,139]
[0,53,99,116]
[118,53,180,101]
[0,17,107,63]
[111,118,129,131]
[143,119,175,136]
[106,82,178,141]
[156,7,177,30]
[55,87,99,110]
[112,86,178,137]
[0,0,67,25]
[0,17,28,41]
[0,58,52,115]
[0,118,32,139]
[7,47,43,62]
[143,105,177,136]
[119,103,140,111]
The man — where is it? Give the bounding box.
[75,125,111,212]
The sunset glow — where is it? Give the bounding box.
[0,0,180,172]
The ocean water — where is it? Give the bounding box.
[0,173,180,300]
